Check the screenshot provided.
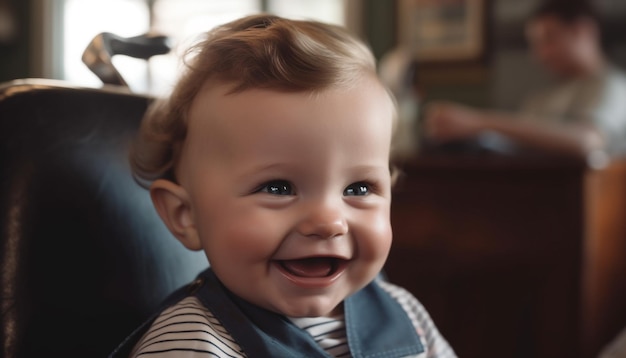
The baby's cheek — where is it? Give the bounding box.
[362,212,392,259]
[348,213,391,292]
[218,215,284,260]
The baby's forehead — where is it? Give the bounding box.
[184,78,394,149]
[189,76,391,120]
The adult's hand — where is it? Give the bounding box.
[424,101,605,159]
[423,102,485,142]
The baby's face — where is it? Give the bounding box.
[179,78,394,317]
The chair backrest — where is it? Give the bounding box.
[0,80,208,358]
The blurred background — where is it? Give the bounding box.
[2,1,626,358]
[2,0,626,105]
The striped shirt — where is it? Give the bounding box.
[288,315,350,357]
[130,280,456,358]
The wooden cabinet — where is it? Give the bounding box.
[584,161,626,358]
[385,155,626,358]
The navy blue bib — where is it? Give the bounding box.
[110,268,424,358]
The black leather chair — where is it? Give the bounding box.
[0,79,208,357]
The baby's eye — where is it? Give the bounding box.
[257,180,294,196]
[344,182,370,196]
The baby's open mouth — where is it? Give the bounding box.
[277,257,347,278]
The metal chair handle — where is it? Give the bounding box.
[82,32,171,86]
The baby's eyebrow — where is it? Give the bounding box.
[248,163,289,172]
[240,162,300,175]
[345,164,389,175]
[233,163,302,183]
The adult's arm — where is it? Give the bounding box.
[423,102,604,157]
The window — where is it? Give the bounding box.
[37,0,351,95]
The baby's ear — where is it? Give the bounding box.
[149,179,202,251]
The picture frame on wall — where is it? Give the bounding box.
[398,0,487,63]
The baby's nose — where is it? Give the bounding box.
[296,203,348,239]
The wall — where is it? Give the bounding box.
[362,0,396,61]
[0,0,31,82]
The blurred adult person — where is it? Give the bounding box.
[424,0,626,164]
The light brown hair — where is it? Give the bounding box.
[130,14,378,187]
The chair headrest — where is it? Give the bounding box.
[0,80,208,357]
